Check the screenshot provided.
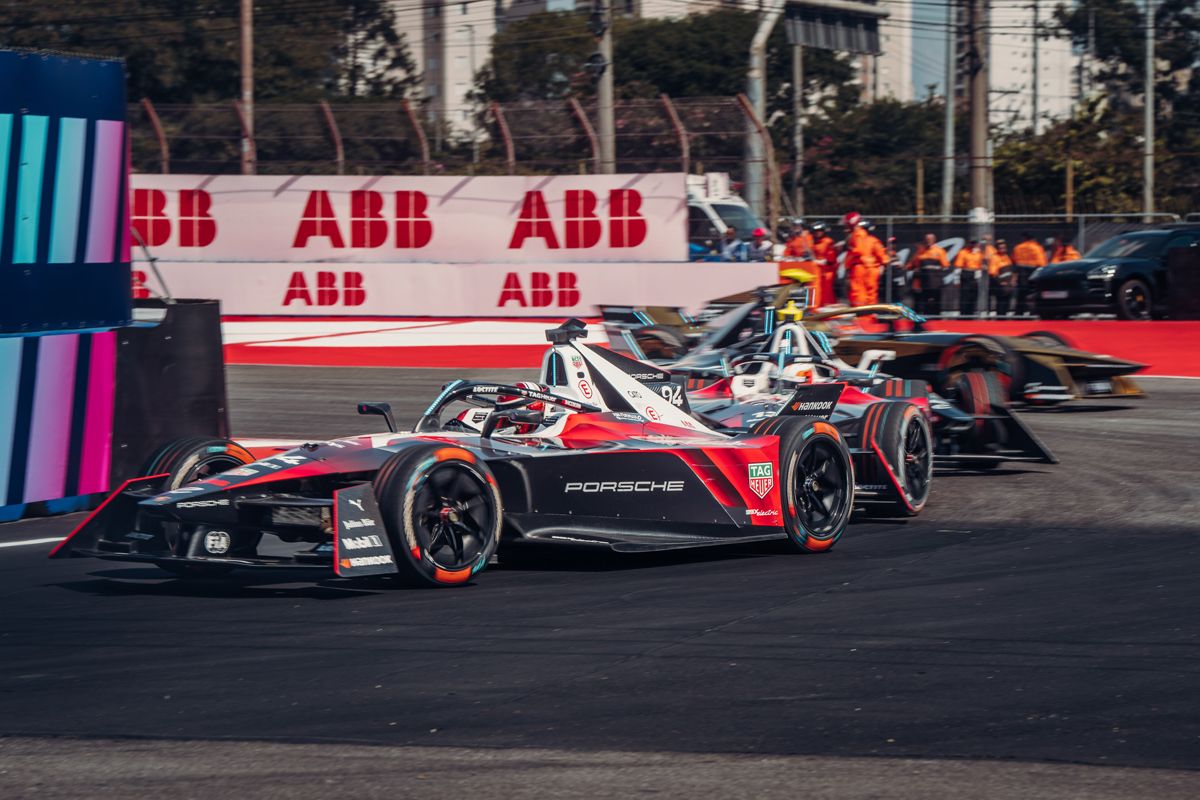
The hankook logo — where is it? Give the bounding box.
[790,400,835,412]
[564,480,685,493]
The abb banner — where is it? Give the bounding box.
[143,261,778,317]
[130,174,686,263]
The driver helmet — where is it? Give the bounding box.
[782,362,816,384]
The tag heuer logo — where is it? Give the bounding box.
[748,462,774,499]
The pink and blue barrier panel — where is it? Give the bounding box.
[0,50,135,520]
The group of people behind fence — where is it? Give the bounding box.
[900,230,1079,316]
[701,213,1085,316]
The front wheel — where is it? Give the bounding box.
[751,416,854,553]
[374,445,502,587]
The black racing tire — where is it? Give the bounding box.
[634,325,688,362]
[857,402,933,517]
[938,334,1022,404]
[374,445,502,587]
[140,436,256,491]
[952,370,1010,453]
[1115,278,1152,321]
[749,416,854,553]
[1021,330,1074,349]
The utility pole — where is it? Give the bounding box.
[1031,0,1039,134]
[792,42,804,215]
[1143,0,1155,220]
[941,0,955,220]
[460,24,480,164]
[746,0,785,219]
[594,2,616,174]
[967,0,990,243]
[240,0,254,175]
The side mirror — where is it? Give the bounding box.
[481,408,544,438]
[357,402,396,433]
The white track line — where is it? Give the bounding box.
[0,537,64,549]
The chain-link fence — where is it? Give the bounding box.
[129,97,1197,219]
[130,96,765,179]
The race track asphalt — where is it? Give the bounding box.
[1,371,1198,798]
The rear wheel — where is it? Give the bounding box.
[859,402,933,516]
[750,416,853,553]
[1115,278,1152,320]
[374,445,502,587]
[952,370,1010,455]
[938,335,1020,403]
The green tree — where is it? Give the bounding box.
[0,0,418,102]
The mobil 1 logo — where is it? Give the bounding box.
[334,484,398,577]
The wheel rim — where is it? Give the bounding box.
[901,418,932,504]
[793,439,849,537]
[411,464,494,571]
[1122,284,1149,319]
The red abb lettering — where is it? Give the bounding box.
[178,189,216,247]
[350,191,387,248]
[131,270,150,299]
[396,191,432,248]
[556,271,580,306]
[496,272,579,308]
[609,189,646,248]
[281,271,366,306]
[292,191,345,248]
[508,192,560,249]
[131,189,170,247]
[564,190,601,249]
[342,271,366,306]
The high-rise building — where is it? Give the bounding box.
[989,0,1075,132]
[874,0,913,101]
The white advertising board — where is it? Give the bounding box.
[130,174,686,264]
[138,261,779,318]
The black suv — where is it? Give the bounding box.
[1028,227,1200,319]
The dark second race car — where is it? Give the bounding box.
[52,321,859,586]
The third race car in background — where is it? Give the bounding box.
[600,285,1146,407]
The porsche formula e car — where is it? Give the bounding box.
[52,321,857,585]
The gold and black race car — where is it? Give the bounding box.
[600,288,1145,407]
[803,304,1145,406]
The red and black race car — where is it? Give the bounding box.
[51,321,857,586]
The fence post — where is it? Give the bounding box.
[568,98,600,174]
[232,100,256,174]
[915,158,924,220]
[735,93,780,226]
[401,99,430,176]
[660,94,690,175]
[490,101,516,175]
[319,100,344,176]
[140,98,170,174]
